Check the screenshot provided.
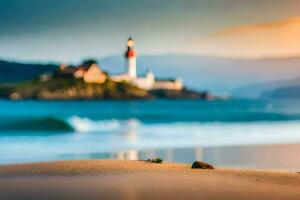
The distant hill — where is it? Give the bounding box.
[0,60,58,83]
[233,77,300,98]
[261,85,300,99]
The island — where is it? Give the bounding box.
[0,74,211,100]
[0,38,215,101]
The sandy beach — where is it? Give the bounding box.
[0,160,300,200]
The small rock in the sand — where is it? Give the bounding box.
[191,161,214,169]
[147,158,163,164]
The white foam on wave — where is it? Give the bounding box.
[67,116,300,147]
[68,116,121,132]
[139,121,300,147]
[68,116,140,133]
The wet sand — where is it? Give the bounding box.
[1,160,300,200]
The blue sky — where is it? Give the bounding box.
[1,0,300,63]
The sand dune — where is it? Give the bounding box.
[1,160,300,200]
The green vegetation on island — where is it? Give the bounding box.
[0,77,150,100]
[0,75,213,100]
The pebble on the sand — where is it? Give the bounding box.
[191,161,214,169]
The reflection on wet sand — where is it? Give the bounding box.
[116,150,138,160]
[61,143,300,171]
[132,144,300,171]
[59,128,300,171]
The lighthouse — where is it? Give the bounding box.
[109,37,183,91]
[125,37,137,79]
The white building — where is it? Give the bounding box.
[153,78,183,91]
[111,37,183,91]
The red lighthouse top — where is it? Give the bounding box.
[125,37,137,58]
[126,49,136,58]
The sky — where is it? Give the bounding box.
[1,0,300,63]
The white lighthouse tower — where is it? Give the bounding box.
[110,37,183,91]
[125,37,137,79]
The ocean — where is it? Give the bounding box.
[1,99,300,170]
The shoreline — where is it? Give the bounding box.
[2,142,300,170]
[1,160,300,200]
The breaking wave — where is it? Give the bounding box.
[67,116,141,132]
[0,117,73,132]
[2,116,300,148]
[0,116,141,133]
[2,111,300,133]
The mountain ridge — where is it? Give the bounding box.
[233,77,300,98]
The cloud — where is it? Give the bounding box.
[1,0,300,62]
[188,17,300,58]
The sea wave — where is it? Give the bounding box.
[68,116,141,133]
[0,117,73,132]
[2,112,300,133]
[2,116,300,148]
[0,116,141,133]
